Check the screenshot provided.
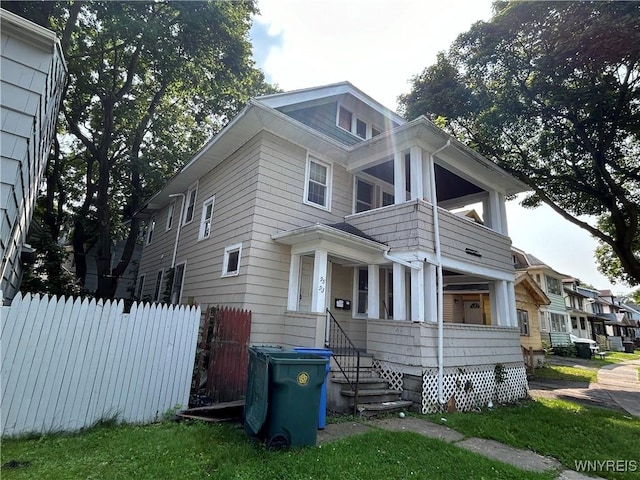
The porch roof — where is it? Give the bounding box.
[271,223,388,264]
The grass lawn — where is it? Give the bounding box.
[429,398,640,480]
[534,365,598,383]
[591,351,640,367]
[1,420,555,480]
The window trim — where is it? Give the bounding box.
[222,243,242,277]
[354,177,375,213]
[545,274,562,296]
[145,217,155,245]
[303,155,332,211]
[198,195,216,240]
[153,269,164,302]
[136,274,145,300]
[166,200,176,231]
[517,309,529,336]
[336,104,381,139]
[183,182,198,225]
[170,262,186,305]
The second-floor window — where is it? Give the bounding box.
[545,275,562,295]
[166,201,175,231]
[356,178,374,213]
[184,184,198,225]
[304,157,331,210]
[337,105,380,140]
[199,196,215,240]
[145,217,155,245]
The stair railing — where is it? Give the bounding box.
[325,308,360,416]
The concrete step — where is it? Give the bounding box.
[357,400,413,418]
[330,355,373,369]
[343,389,403,404]
[332,376,390,391]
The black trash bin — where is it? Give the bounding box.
[244,346,328,448]
[574,342,592,359]
[623,342,635,353]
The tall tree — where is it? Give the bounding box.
[6,1,276,298]
[400,1,640,286]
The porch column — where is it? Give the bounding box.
[490,280,510,326]
[393,151,406,204]
[485,191,508,235]
[287,253,301,311]
[423,152,434,204]
[409,146,424,201]
[411,261,425,322]
[368,264,380,319]
[424,264,437,322]
[393,262,406,320]
[507,281,517,327]
[311,249,328,313]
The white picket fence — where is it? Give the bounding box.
[1,293,201,437]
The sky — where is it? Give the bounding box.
[249,0,628,294]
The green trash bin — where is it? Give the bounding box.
[575,342,592,359]
[244,346,328,448]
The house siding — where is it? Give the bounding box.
[1,13,66,302]
[515,283,543,351]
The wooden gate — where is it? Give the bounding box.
[195,306,251,403]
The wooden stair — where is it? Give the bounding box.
[330,356,412,417]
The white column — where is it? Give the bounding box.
[424,264,437,322]
[411,262,425,322]
[487,191,507,235]
[393,262,406,320]
[393,151,406,204]
[507,281,517,327]
[409,146,423,201]
[368,264,380,319]
[423,153,434,204]
[311,249,328,313]
[491,280,510,326]
[287,253,301,311]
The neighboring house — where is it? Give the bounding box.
[512,248,571,343]
[514,271,550,362]
[563,278,594,340]
[135,82,529,412]
[599,290,636,344]
[0,9,67,303]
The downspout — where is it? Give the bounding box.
[429,140,451,405]
[168,193,185,269]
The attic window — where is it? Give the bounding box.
[338,106,352,130]
[337,105,379,139]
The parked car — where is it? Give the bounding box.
[570,334,599,353]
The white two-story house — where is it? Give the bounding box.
[136,83,530,412]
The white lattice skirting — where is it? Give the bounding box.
[421,363,529,414]
[372,360,404,391]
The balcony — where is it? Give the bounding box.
[345,200,514,274]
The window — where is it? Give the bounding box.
[153,270,164,302]
[545,275,562,295]
[357,268,368,314]
[145,217,155,245]
[580,318,586,330]
[170,262,186,305]
[336,105,380,139]
[517,309,529,336]
[356,178,374,213]
[166,201,175,231]
[550,312,566,332]
[304,157,331,209]
[136,274,145,300]
[338,106,352,131]
[382,191,394,207]
[222,243,242,277]
[198,196,215,240]
[183,184,198,224]
[571,316,578,329]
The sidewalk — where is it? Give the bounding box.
[528,357,640,418]
[317,416,602,480]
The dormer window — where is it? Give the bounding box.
[337,105,380,139]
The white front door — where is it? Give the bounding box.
[464,301,483,324]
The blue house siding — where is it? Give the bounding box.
[279,102,362,146]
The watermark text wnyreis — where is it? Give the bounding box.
[574,460,637,473]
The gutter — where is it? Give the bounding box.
[429,140,451,406]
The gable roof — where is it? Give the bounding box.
[515,271,551,306]
[137,82,528,217]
